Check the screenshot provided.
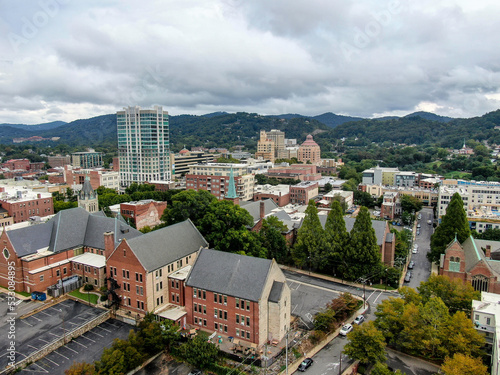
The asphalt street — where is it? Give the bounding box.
[406,207,434,289]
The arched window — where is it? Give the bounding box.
[449,256,461,272]
[472,275,490,292]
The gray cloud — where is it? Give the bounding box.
[0,0,499,124]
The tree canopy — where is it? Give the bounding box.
[292,200,325,269]
[429,193,470,263]
[344,321,387,365]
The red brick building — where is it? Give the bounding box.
[184,249,291,346]
[253,185,290,207]
[120,200,167,230]
[0,187,53,223]
[290,181,319,205]
[440,236,500,293]
[2,159,30,171]
[105,219,208,320]
[0,207,140,293]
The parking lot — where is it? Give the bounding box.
[0,299,115,371]
[0,293,42,321]
[287,278,340,329]
[18,318,133,375]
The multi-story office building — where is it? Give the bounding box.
[362,167,400,185]
[117,106,172,188]
[172,150,215,178]
[472,292,500,374]
[71,149,103,169]
[297,135,321,165]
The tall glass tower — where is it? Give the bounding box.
[117,106,171,188]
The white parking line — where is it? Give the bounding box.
[88,331,103,338]
[64,345,78,354]
[44,356,60,367]
[52,350,70,360]
[28,345,39,351]
[49,332,60,338]
[39,338,50,344]
[39,311,51,317]
[30,315,42,322]
[67,321,79,326]
[20,319,33,327]
[96,326,111,333]
[80,335,96,343]
[72,340,87,348]
[24,362,49,373]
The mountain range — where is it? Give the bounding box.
[0,110,497,151]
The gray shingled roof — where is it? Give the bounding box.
[84,215,141,249]
[317,216,387,246]
[185,248,272,301]
[6,221,54,257]
[125,219,208,272]
[268,281,284,303]
[7,207,139,257]
[240,199,278,224]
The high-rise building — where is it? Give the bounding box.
[117,106,172,188]
[255,129,286,162]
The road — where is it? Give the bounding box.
[289,207,436,375]
[406,207,434,289]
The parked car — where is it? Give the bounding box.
[188,370,202,375]
[417,223,421,228]
[298,358,313,371]
[417,230,420,235]
[427,220,432,225]
[353,315,365,325]
[408,261,415,269]
[404,272,412,282]
[339,324,353,336]
[412,245,418,254]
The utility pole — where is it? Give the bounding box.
[285,331,288,375]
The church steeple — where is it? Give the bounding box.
[78,176,99,213]
[224,166,239,205]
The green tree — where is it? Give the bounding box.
[64,362,96,375]
[441,311,485,358]
[324,201,349,276]
[374,297,406,347]
[475,228,500,240]
[428,193,470,263]
[292,200,325,270]
[259,216,288,263]
[161,190,217,226]
[179,335,219,369]
[95,338,143,374]
[371,363,405,375]
[323,182,333,193]
[344,321,387,365]
[134,313,166,355]
[441,353,488,375]
[160,319,181,351]
[418,275,480,314]
[400,195,423,214]
[344,207,381,280]
[198,200,261,255]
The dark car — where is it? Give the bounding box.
[298,358,313,371]
[188,370,202,375]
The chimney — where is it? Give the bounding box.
[37,193,41,198]
[486,245,491,258]
[104,231,114,260]
[260,201,265,219]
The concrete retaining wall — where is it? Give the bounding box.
[2,310,110,375]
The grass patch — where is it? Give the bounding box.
[69,289,99,304]
[444,171,472,179]
[370,284,397,291]
[0,286,31,297]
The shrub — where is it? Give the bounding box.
[83,284,94,291]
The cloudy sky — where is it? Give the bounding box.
[1,0,500,124]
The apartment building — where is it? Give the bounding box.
[290,181,319,205]
[117,106,172,188]
[0,186,53,223]
[186,163,255,201]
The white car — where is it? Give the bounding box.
[353,315,365,325]
[339,324,353,336]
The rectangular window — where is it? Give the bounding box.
[140,287,143,296]
[214,308,218,318]
[136,286,139,294]
[224,311,227,320]
[236,328,239,337]
[194,303,198,313]
[135,273,139,281]
[160,281,163,289]
[214,293,218,303]
[203,305,206,314]
[63,267,67,275]
[219,310,222,319]
[247,331,250,339]
[172,280,175,288]
[246,302,250,311]
[194,289,197,298]
[219,294,222,304]
[203,290,206,299]
[172,293,175,302]
[236,314,239,324]
[487,317,491,325]
[236,298,239,308]
[127,270,130,279]
[224,295,227,305]
[215,322,218,330]
[203,319,207,327]
[224,325,228,333]
[241,300,245,310]
[40,275,44,282]
[246,317,250,326]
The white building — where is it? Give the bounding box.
[117,106,172,188]
[472,292,500,375]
